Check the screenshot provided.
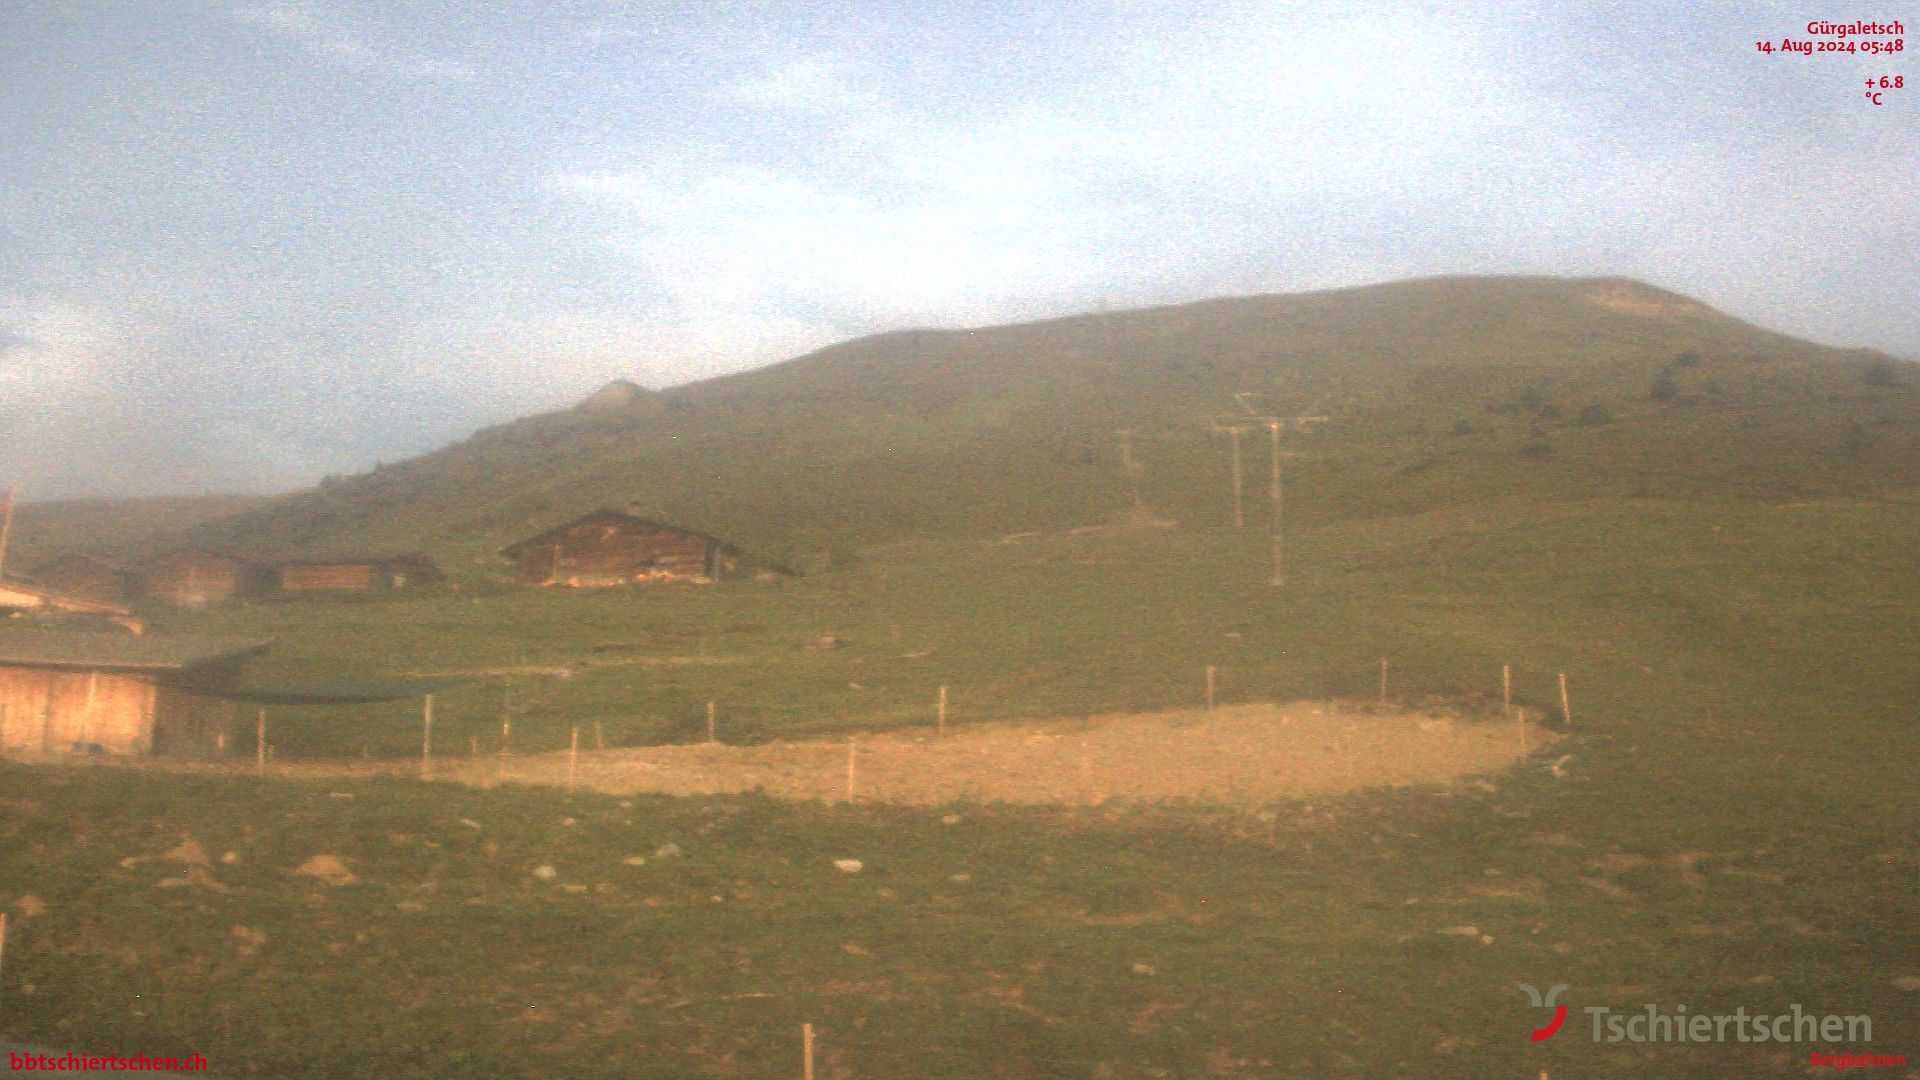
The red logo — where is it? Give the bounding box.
[1519,983,1570,1041]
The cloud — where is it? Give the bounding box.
[0,295,124,400]
[543,4,1559,354]
[724,57,888,117]
[232,1,474,81]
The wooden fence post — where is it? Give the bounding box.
[421,694,434,777]
[1559,672,1572,726]
[1205,666,1217,712]
[256,709,266,774]
[937,685,948,736]
[1379,658,1389,704]
[707,700,717,744]
[567,726,579,791]
[802,1023,815,1080]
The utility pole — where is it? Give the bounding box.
[0,487,14,580]
[1254,414,1329,587]
[1267,420,1286,585]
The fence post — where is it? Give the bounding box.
[421,694,434,777]
[567,726,579,791]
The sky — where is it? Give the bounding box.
[2,1,1915,498]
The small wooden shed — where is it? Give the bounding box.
[269,553,442,595]
[0,628,271,757]
[137,551,263,609]
[498,510,745,587]
[25,553,137,607]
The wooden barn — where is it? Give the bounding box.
[499,510,748,587]
[25,553,137,607]
[137,551,263,609]
[269,553,442,595]
[0,628,270,757]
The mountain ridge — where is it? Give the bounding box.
[28,274,1916,574]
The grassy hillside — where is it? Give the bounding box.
[4,496,1916,1076]
[163,276,1918,572]
[3,495,269,571]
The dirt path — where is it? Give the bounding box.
[183,701,1551,807]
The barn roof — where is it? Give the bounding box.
[0,628,272,673]
[197,675,464,704]
[497,509,741,558]
[268,551,439,570]
[143,548,256,567]
[0,577,135,617]
[27,551,131,575]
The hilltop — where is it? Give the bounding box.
[132,275,1920,571]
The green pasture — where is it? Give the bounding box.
[2,496,1916,1076]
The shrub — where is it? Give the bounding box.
[1575,403,1615,426]
[1863,359,1902,387]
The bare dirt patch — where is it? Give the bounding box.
[51,702,1552,807]
[424,702,1550,806]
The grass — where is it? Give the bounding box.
[106,274,1917,571]
[3,495,1918,1076]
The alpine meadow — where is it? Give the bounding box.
[3,274,1917,1076]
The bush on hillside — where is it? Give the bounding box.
[1863,359,1902,387]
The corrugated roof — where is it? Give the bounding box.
[498,509,741,558]
[0,628,272,672]
[194,676,464,704]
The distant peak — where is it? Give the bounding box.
[579,380,652,411]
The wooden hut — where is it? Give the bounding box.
[25,553,137,607]
[498,510,746,587]
[0,628,270,757]
[137,551,262,609]
[269,553,442,596]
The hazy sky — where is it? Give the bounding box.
[3,2,1915,498]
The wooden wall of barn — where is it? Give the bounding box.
[149,685,241,757]
[0,668,157,755]
[140,555,248,608]
[517,520,723,586]
[0,669,241,757]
